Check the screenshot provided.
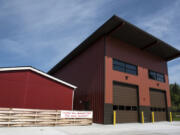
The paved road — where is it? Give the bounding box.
[0,122,180,135]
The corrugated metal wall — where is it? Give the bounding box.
[0,70,73,110]
[52,37,105,123]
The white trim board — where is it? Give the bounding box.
[0,67,77,89]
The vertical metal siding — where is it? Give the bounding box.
[26,71,73,110]
[53,37,105,123]
[0,71,28,108]
[0,70,73,110]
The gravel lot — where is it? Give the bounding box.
[0,122,180,135]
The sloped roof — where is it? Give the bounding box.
[48,15,180,74]
[0,66,77,89]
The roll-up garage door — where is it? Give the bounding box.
[113,82,139,123]
[150,89,167,121]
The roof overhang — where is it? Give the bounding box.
[48,15,180,74]
[0,66,77,89]
[109,17,180,61]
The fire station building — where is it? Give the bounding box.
[48,15,180,124]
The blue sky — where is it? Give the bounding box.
[0,0,179,84]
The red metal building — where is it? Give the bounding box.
[0,67,76,110]
[48,15,180,124]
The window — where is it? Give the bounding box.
[154,107,157,111]
[113,105,138,111]
[113,59,137,75]
[119,105,125,110]
[157,108,161,111]
[149,71,156,80]
[113,105,118,110]
[149,70,165,82]
[157,73,164,82]
[126,106,131,111]
[151,107,165,112]
[151,107,157,111]
[132,106,137,111]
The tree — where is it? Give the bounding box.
[170,83,180,111]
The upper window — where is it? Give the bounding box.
[113,59,137,75]
[148,70,165,82]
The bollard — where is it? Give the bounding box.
[170,112,172,122]
[113,111,116,125]
[152,112,154,123]
[141,111,144,124]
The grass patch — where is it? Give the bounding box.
[173,117,180,121]
[173,112,180,121]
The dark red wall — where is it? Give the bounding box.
[52,37,105,123]
[0,70,73,110]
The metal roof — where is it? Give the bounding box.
[0,66,77,89]
[48,15,180,74]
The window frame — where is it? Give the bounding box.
[148,70,165,82]
[113,58,138,75]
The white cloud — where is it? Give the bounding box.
[2,0,106,33]
[0,0,109,71]
[135,0,180,49]
[0,38,27,56]
[134,1,180,84]
[0,0,179,82]
[168,62,180,84]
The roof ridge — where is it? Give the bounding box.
[0,66,77,89]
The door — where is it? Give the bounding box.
[150,89,167,121]
[113,82,139,123]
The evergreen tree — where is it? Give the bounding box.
[170,83,180,111]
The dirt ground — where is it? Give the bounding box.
[0,122,180,135]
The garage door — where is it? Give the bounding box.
[113,82,139,123]
[150,89,167,121]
